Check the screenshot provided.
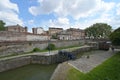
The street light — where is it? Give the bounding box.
[45,25,51,55]
[48,37,51,55]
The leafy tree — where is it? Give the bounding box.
[51,34,58,39]
[46,43,56,50]
[0,20,6,31]
[109,27,120,46]
[85,23,112,39]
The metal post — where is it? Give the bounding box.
[48,39,50,55]
[46,25,51,55]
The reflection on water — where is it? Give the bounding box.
[0,64,58,80]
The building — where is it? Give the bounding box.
[32,27,45,34]
[58,28,85,40]
[67,28,85,40]
[5,24,27,33]
[49,27,63,35]
[57,30,72,40]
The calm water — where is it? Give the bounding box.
[0,64,58,80]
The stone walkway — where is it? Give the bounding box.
[68,50,119,73]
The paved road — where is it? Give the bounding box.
[68,50,119,73]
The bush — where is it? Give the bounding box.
[46,43,56,50]
[32,48,41,52]
[109,27,120,46]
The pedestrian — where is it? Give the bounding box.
[110,45,114,52]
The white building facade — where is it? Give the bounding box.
[32,27,45,34]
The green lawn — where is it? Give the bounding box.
[67,52,120,80]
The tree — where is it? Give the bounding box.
[0,20,6,31]
[109,27,120,46]
[51,34,58,39]
[46,43,56,50]
[85,23,112,39]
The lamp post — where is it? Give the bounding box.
[45,25,51,55]
[48,37,51,55]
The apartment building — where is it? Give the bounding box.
[6,24,27,33]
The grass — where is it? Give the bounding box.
[67,52,120,80]
[30,44,83,53]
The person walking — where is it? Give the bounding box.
[110,45,114,52]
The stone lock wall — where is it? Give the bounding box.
[31,54,59,64]
[0,40,85,57]
[0,46,92,72]
[0,56,31,72]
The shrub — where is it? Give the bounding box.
[109,27,120,46]
[46,43,56,50]
[32,48,41,52]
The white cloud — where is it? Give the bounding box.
[116,3,120,15]
[29,0,115,19]
[55,0,100,19]
[57,17,69,25]
[29,0,119,29]
[0,0,19,13]
[48,17,70,29]
[0,0,23,26]
[29,0,60,16]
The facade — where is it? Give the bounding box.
[57,30,72,40]
[5,24,27,33]
[58,28,85,40]
[32,27,45,34]
[67,28,85,40]
[49,27,63,35]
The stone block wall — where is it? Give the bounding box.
[0,31,26,42]
[31,54,59,64]
[0,56,31,72]
[0,40,85,57]
[0,46,92,72]
[0,31,49,42]
[72,46,92,55]
[26,34,48,41]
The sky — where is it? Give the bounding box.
[0,0,120,32]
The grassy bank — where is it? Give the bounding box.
[31,44,83,53]
[67,52,120,80]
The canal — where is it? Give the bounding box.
[0,64,58,80]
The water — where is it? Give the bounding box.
[0,64,58,80]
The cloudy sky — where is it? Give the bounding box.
[0,0,120,32]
